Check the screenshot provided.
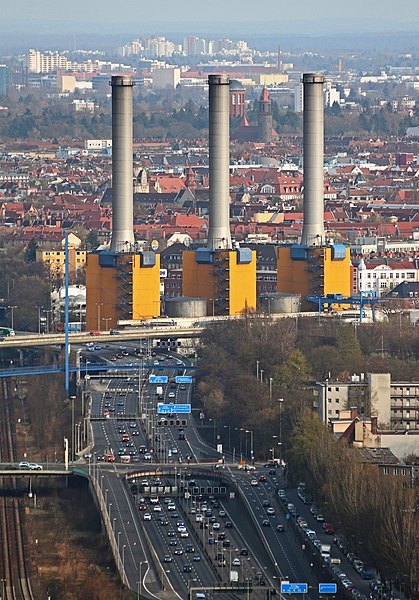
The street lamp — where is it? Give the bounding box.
[70,395,76,464]
[117,531,121,553]
[245,430,254,462]
[223,425,231,454]
[278,398,284,465]
[7,305,17,330]
[138,560,148,598]
[260,369,264,384]
[256,360,260,380]
[122,544,126,570]
[96,302,103,331]
[269,377,273,402]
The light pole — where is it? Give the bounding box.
[7,305,17,330]
[260,369,264,384]
[138,560,148,598]
[118,531,121,553]
[37,305,43,334]
[122,544,126,570]
[256,360,260,380]
[96,302,103,331]
[278,398,284,465]
[269,377,273,402]
[70,395,76,464]
[246,429,254,462]
[223,425,231,454]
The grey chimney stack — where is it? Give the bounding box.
[301,73,325,246]
[207,74,232,250]
[110,75,135,253]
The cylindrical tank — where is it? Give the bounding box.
[110,75,135,253]
[301,73,325,247]
[165,297,208,318]
[207,74,232,251]
[258,293,301,314]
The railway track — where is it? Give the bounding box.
[0,380,36,600]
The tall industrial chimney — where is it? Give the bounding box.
[207,74,232,250]
[301,73,325,247]
[110,75,135,253]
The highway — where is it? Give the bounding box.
[78,341,328,599]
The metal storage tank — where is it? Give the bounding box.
[165,297,208,318]
[258,293,301,314]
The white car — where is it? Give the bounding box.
[143,513,152,521]
[250,479,259,486]
[232,558,241,566]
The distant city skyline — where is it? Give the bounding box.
[2,0,419,35]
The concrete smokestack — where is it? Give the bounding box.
[207,74,232,250]
[301,73,325,246]
[110,75,135,253]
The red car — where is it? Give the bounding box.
[323,522,335,534]
[90,331,101,336]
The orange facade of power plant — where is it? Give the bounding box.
[183,249,256,316]
[277,245,351,311]
[85,251,160,330]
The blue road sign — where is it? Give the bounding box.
[319,583,337,594]
[175,376,192,384]
[157,403,191,414]
[281,583,308,594]
[149,375,168,384]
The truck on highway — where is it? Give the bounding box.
[229,571,238,582]
[156,386,163,396]
[320,543,331,560]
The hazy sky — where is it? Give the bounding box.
[2,0,419,34]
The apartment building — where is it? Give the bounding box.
[316,372,419,431]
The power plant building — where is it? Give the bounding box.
[183,75,256,316]
[277,73,350,309]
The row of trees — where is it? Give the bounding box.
[1,90,418,141]
[196,314,419,460]
[289,410,417,596]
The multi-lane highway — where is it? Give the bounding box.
[80,341,329,599]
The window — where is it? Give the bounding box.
[335,387,339,392]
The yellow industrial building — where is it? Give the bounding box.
[183,248,256,316]
[277,244,351,311]
[85,251,160,330]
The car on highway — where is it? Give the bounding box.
[90,331,101,336]
[262,519,270,527]
[276,524,284,532]
[183,564,192,573]
[174,548,183,555]
[110,330,120,335]
[168,391,176,398]
[192,555,201,562]
[232,558,241,566]
[250,479,259,486]
[143,513,151,521]
[18,461,43,470]
[163,555,172,563]
[266,507,275,516]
